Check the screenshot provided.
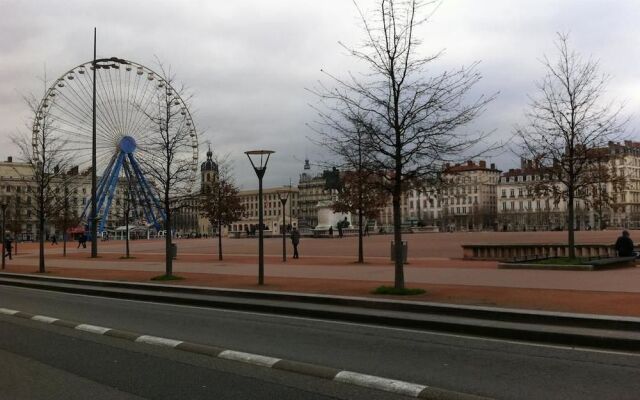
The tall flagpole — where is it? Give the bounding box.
[91,27,98,257]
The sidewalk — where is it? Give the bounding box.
[4,248,640,317]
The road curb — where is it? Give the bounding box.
[0,272,639,352]
[1,272,639,330]
[0,307,492,400]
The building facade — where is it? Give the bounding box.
[230,186,299,235]
[377,160,500,231]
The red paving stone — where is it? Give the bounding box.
[5,231,640,317]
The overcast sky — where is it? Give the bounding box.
[2,0,640,189]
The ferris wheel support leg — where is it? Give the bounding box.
[127,154,165,230]
[98,152,125,233]
[126,154,159,229]
[81,153,117,225]
[124,161,155,230]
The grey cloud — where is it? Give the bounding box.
[2,0,639,189]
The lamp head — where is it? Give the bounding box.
[245,150,274,178]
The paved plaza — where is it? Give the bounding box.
[4,231,640,317]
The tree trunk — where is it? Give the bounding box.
[392,192,404,289]
[567,186,575,259]
[39,208,45,273]
[218,219,223,261]
[125,210,130,258]
[358,207,364,264]
[165,188,172,277]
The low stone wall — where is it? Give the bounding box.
[462,243,617,261]
[498,256,636,271]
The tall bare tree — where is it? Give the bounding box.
[14,93,73,272]
[200,155,244,261]
[516,33,626,258]
[312,0,494,289]
[137,63,195,278]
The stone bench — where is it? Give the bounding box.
[499,256,636,271]
[462,243,617,261]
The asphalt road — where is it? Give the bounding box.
[0,285,638,400]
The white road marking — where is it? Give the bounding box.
[75,324,111,335]
[31,315,58,324]
[218,350,281,367]
[135,335,183,348]
[334,371,427,397]
[3,285,639,358]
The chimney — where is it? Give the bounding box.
[520,157,526,169]
[467,160,473,166]
[490,163,495,170]
[7,156,12,163]
[479,160,486,168]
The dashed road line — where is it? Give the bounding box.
[0,306,492,399]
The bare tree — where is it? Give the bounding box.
[50,174,82,257]
[332,169,388,263]
[311,0,494,289]
[516,33,626,258]
[13,93,73,272]
[200,155,244,261]
[6,193,25,255]
[137,63,196,278]
[314,115,388,263]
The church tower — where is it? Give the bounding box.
[200,145,218,194]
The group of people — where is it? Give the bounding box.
[327,217,351,238]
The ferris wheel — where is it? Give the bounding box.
[32,58,199,232]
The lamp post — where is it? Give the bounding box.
[245,150,274,285]
[277,189,290,262]
[89,27,129,257]
[1,202,6,270]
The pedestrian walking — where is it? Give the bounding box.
[51,234,58,245]
[615,230,634,257]
[291,228,300,259]
[364,225,369,236]
[5,238,12,260]
[328,226,333,237]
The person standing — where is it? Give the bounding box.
[5,238,12,260]
[291,228,300,259]
[51,234,58,245]
[615,230,634,257]
[328,226,333,237]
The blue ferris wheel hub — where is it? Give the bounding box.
[119,136,137,154]
[81,134,165,234]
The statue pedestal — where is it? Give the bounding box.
[315,200,351,230]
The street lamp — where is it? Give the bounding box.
[277,189,290,262]
[1,202,7,270]
[245,150,274,285]
[90,27,129,258]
